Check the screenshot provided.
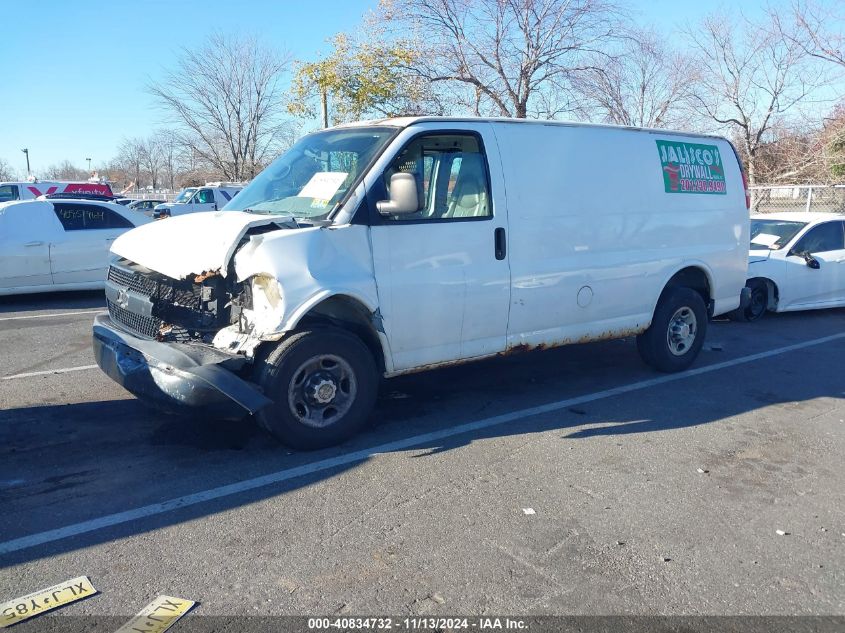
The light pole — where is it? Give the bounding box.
[21,148,30,176]
[86,157,92,172]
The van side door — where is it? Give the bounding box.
[191,188,218,213]
[368,125,511,372]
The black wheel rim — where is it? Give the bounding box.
[286,354,357,428]
[747,287,767,321]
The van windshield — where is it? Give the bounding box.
[227,127,396,220]
[174,188,197,203]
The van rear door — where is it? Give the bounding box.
[368,124,511,372]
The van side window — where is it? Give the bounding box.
[0,184,19,202]
[382,133,492,222]
[53,203,134,230]
[792,221,845,254]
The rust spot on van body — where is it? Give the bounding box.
[501,325,647,357]
[386,326,649,378]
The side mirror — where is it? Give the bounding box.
[377,173,422,216]
[793,250,821,269]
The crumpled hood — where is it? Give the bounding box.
[110,211,289,280]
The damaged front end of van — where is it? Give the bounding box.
[92,209,382,420]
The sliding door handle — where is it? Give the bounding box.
[494,227,506,260]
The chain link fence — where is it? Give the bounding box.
[750,185,845,214]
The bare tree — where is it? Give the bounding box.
[819,102,845,180]
[753,123,827,184]
[155,129,182,192]
[776,0,845,68]
[393,0,622,118]
[0,158,14,181]
[43,160,88,180]
[139,136,165,190]
[573,29,691,128]
[149,34,291,181]
[99,159,132,192]
[684,13,821,186]
[116,138,145,191]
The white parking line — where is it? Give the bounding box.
[0,331,843,556]
[2,365,99,381]
[0,309,104,322]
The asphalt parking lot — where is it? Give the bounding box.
[0,291,843,621]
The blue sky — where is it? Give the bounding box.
[0,0,805,175]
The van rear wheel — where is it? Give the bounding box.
[637,287,707,372]
[255,327,378,450]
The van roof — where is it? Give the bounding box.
[334,116,730,142]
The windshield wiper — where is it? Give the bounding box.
[295,218,333,227]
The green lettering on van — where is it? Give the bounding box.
[656,140,726,195]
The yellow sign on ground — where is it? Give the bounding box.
[0,575,97,628]
[114,595,196,633]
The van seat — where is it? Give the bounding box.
[446,154,488,218]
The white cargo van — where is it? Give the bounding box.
[153,182,243,217]
[93,117,750,449]
[0,180,113,202]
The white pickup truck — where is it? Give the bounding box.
[93,117,750,448]
[153,183,243,218]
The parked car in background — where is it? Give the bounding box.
[127,199,165,215]
[153,183,243,218]
[0,198,150,295]
[0,180,113,202]
[113,198,138,206]
[733,212,845,320]
[93,117,749,449]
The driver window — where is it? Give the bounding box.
[383,134,491,222]
[792,222,845,254]
[194,189,214,204]
[0,184,19,202]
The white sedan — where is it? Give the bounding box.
[0,198,150,295]
[734,212,845,320]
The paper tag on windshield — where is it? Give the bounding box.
[297,172,348,200]
[751,233,780,247]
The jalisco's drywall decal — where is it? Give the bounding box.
[0,576,97,628]
[657,140,726,194]
[113,595,197,633]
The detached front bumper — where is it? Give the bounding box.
[92,314,272,419]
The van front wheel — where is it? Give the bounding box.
[255,328,378,450]
[637,287,707,373]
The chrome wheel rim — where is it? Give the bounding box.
[287,354,357,428]
[666,306,697,356]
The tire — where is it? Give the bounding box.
[737,280,768,322]
[636,287,708,373]
[254,327,378,450]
